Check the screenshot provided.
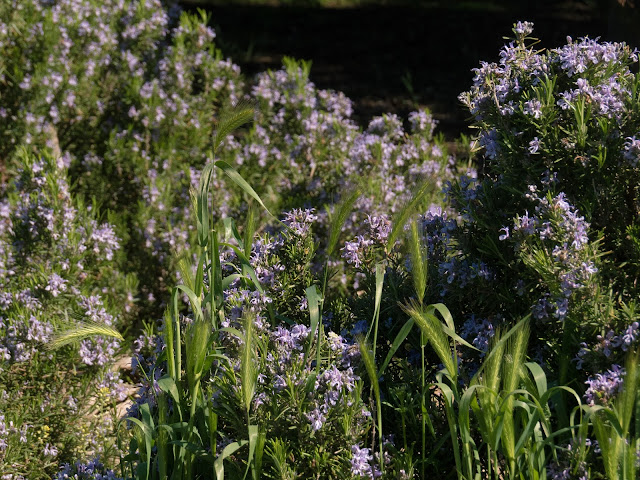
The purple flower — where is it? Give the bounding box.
[623,135,640,167]
[366,215,391,242]
[79,336,120,366]
[283,208,317,236]
[342,235,374,268]
[350,444,374,477]
[89,223,119,260]
[408,109,437,137]
[98,372,128,402]
[43,442,58,456]
[621,322,639,350]
[462,316,496,354]
[478,129,500,160]
[523,98,543,119]
[26,316,52,343]
[584,364,625,406]
[514,21,534,36]
[45,273,67,297]
[306,408,326,431]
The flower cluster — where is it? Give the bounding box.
[1,0,244,317]
[461,23,637,129]
[461,315,496,354]
[623,135,640,167]
[306,363,361,432]
[351,444,381,479]
[434,24,640,411]
[283,208,318,236]
[341,214,394,272]
[501,188,598,322]
[584,364,625,406]
[0,151,133,473]
[2,0,464,326]
[54,458,122,480]
[0,412,29,452]
[0,154,131,365]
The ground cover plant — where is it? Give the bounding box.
[0,0,639,477]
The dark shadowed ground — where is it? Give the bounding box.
[181,0,635,139]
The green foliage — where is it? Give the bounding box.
[4,2,640,478]
[0,150,133,477]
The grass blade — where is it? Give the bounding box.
[366,263,385,358]
[378,318,414,378]
[326,186,361,259]
[215,440,249,480]
[358,338,384,472]
[215,160,274,218]
[240,315,257,415]
[386,180,432,252]
[304,285,321,361]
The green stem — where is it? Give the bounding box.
[421,332,426,480]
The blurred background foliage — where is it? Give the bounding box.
[179,0,639,141]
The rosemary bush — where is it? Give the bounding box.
[1,0,640,475]
[0,150,135,478]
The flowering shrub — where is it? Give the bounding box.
[122,194,422,478]
[425,21,640,477]
[0,0,243,316]
[0,151,134,477]
[1,0,639,476]
[54,458,122,480]
[1,0,460,321]
[442,22,640,379]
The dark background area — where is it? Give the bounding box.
[181,0,638,139]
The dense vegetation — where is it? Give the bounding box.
[0,1,639,479]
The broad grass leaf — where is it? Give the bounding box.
[378,318,414,378]
[157,375,183,422]
[215,160,274,219]
[366,262,385,347]
[215,440,249,480]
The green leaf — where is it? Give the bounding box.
[386,180,432,251]
[215,160,274,218]
[366,263,385,350]
[126,412,153,480]
[618,348,638,438]
[245,424,259,480]
[174,284,203,322]
[215,440,249,480]
[524,362,548,399]
[304,285,321,359]
[222,273,245,291]
[157,375,183,421]
[378,318,414,378]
